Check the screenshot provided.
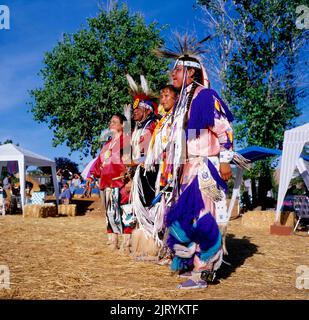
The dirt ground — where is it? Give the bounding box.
[0,206,308,300]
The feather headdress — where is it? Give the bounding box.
[155,32,211,87]
[126,74,158,114]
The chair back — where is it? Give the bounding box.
[293,195,309,219]
[31,191,46,205]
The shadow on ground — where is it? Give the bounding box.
[216,234,259,281]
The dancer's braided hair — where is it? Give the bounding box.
[181,56,204,120]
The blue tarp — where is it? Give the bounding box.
[237,146,281,162]
[236,145,309,163]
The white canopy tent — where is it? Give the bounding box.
[275,124,309,222]
[0,144,59,215]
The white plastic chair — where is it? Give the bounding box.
[31,191,46,205]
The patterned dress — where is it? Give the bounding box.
[165,84,234,273]
[90,134,133,234]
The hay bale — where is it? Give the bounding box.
[24,204,57,218]
[130,229,160,260]
[58,204,77,217]
[241,210,295,229]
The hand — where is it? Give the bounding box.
[220,162,232,181]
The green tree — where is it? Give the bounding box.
[225,0,307,149]
[225,0,308,207]
[197,0,238,91]
[198,0,308,207]
[0,139,19,146]
[54,157,79,175]
[30,3,169,157]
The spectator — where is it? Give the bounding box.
[60,183,72,205]
[3,174,11,190]
[81,177,94,198]
[70,173,81,194]
[11,184,20,196]
[56,169,63,193]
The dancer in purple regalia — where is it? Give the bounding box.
[156,34,249,289]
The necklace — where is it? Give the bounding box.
[103,137,119,161]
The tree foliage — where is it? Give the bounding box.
[224,0,307,149]
[30,3,169,157]
[0,139,19,146]
[198,0,308,149]
[54,157,79,174]
[198,0,308,206]
[197,0,238,90]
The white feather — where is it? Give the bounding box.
[131,165,163,247]
[123,104,131,122]
[140,75,150,95]
[126,74,138,93]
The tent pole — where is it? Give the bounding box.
[18,156,25,216]
[227,167,244,220]
[51,164,59,205]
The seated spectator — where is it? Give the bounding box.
[60,183,72,204]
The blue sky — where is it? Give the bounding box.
[0,0,206,169]
[0,0,308,170]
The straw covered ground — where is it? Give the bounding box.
[0,207,308,300]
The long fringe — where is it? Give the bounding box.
[131,165,163,247]
[233,152,251,169]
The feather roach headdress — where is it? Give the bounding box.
[155,32,211,87]
[126,74,158,114]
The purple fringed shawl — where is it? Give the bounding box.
[192,213,219,251]
[166,178,220,252]
[166,176,205,228]
[186,88,234,139]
